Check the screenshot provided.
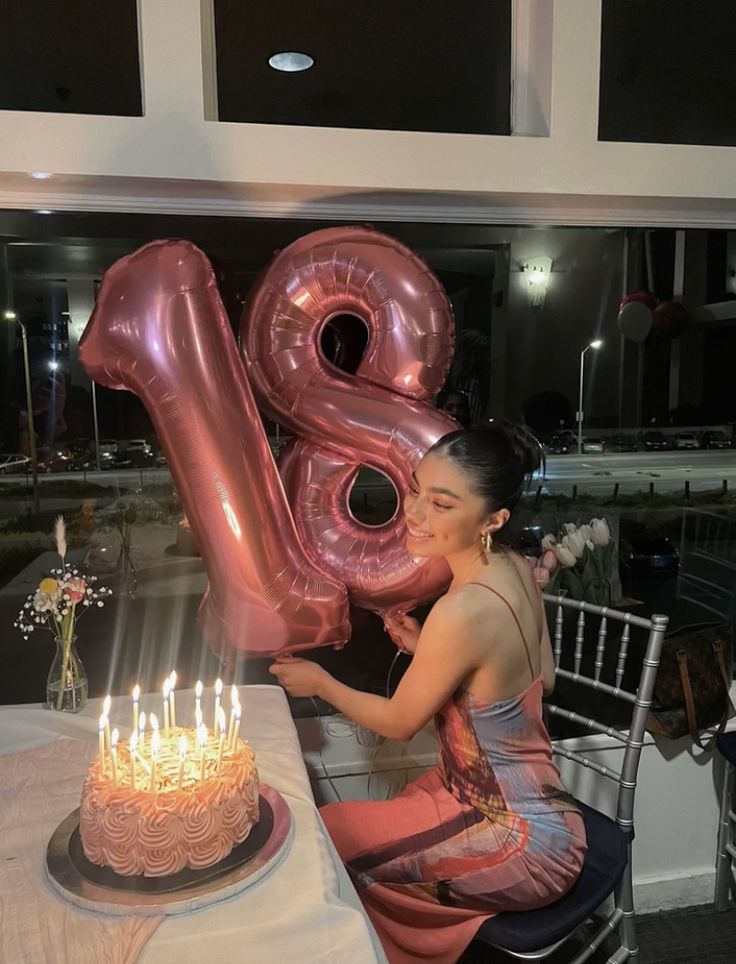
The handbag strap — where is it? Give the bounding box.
[677,639,734,752]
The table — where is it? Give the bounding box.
[0,685,387,964]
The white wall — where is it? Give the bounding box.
[0,1,736,226]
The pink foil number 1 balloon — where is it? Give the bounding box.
[78,240,349,657]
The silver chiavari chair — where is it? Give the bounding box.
[475,594,669,963]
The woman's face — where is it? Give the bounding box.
[403,452,490,558]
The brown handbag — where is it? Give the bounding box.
[647,622,735,751]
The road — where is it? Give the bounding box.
[541,449,736,496]
[0,451,734,501]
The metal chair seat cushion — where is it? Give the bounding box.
[716,731,736,768]
[475,801,629,953]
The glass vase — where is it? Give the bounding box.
[46,635,88,713]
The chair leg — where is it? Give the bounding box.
[615,848,638,961]
[714,760,735,912]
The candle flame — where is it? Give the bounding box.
[179,735,187,759]
[103,694,111,715]
[149,712,159,732]
[195,680,203,698]
[98,713,106,731]
[215,678,223,696]
[235,707,241,721]
[218,707,227,733]
[111,728,119,747]
[139,711,146,732]
[169,670,177,689]
[132,684,140,701]
[163,678,171,699]
[231,684,238,704]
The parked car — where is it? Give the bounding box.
[702,430,732,450]
[37,446,72,473]
[674,432,699,450]
[641,431,669,451]
[619,527,680,579]
[0,452,30,474]
[125,439,154,466]
[608,435,637,453]
[547,433,572,455]
[582,437,605,454]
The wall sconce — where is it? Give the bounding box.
[521,257,552,308]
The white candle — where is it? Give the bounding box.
[163,678,171,734]
[98,714,106,771]
[138,711,146,750]
[195,680,203,720]
[110,728,119,786]
[228,685,239,745]
[150,729,160,792]
[213,678,222,731]
[103,694,112,752]
[132,684,140,734]
[195,705,203,730]
[217,707,227,770]
[178,735,187,789]
[198,724,207,782]
[168,671,177,727]
[231,708,241,750]
[129,730,138,789]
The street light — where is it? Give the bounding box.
[577,339,603,455]
[3,310,40,513]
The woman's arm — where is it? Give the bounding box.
[271,595,480,741]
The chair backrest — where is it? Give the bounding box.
[542,594,669,835]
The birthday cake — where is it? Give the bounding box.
[80,724,260,877]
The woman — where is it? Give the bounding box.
[270,422,586,964]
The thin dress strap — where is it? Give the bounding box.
[465,582,536,683]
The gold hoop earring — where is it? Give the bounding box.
[481,531,493,555]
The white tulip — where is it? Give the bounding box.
[590,517,611,547]
[562,530,587,559]
[555,545,577,568]
[563,523,577,535]
[541,534,557,551]
[578,524,593,542]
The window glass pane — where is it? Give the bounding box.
[599,0,736,146]
[0,0,142,116]
[214,0,511,134]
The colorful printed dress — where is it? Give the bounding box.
[320,585,586,964]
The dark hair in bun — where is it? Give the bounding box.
[427,420,544,519]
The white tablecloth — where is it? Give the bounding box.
[0,685,387,964]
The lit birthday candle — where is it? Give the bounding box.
[102,694,112,751]
[110,728,119,786]
[178,735,187,789]
[168,671,177,727]
[150,727,160,792]
[217,707,226,770]
[195,704,203,730]
[228,685,239,745]
[98,714,106,770]
[163,678,171,734]
[132,684,140,734]
[195,680,203,720]
[213,678,222,731]
[198,724,208,782]
[129,730,138,789]
[138,711,146,750]
[231,707,241,751]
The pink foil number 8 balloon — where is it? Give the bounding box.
[79,228,456,659]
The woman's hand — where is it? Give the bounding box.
[383,611,422,654]
[268,658,329,699]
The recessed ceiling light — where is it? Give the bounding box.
[36,209,53,215]
[268,51,314,72]
[29,171,53,179]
